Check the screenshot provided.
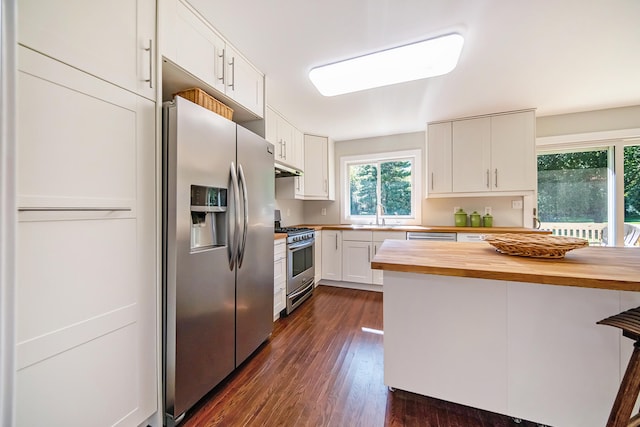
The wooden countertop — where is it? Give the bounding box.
[371,240,640,291]
[298,224,550,234]
[274,233,287,240]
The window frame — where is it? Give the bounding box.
[340,149,422,225]
[537,128,640,246]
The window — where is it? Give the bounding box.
[341,150,421,225]
[537,141,640,246]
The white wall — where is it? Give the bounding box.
[537,105,640,137]
[274,178,305,226]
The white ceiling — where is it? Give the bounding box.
[186,0,640,142]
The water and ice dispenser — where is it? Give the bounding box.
[190,184,227,250]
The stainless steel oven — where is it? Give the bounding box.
[276,227,315,314]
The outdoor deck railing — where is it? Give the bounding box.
[540,222,640,246]
[540,222,606,245]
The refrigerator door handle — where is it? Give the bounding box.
[237,164,249,268]
[227,162,241,270]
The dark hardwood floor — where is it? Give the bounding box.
[181,285,543,427]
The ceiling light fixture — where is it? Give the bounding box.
[309,33,464,97]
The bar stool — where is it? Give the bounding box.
[597,306,640,427]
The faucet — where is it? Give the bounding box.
[376,203,385,226]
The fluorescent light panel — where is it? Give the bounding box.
[309,33,464,96]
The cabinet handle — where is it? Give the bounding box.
[144,39,153,88]
[228,56,235,90]
[431,172,434,190]
[335,234,338,250]
[324,179,327,192]
[283,140,287,159]
[218,48,225,82]
[19,207,132,212]
[494,169,498,188]
[486,169,490,188]
[296,177,300,191]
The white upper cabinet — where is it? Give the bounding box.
[225,44,264,118]
[427,110,536,197]
[163,0,264,118]
[490,111,536,192]
[452,117,492,192]
[301,134,335,200]
[18,0,156,101]
[427,122,453,194]
[266,106,296,167]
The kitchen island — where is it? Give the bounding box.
[372,240,640,427]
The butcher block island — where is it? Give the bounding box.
[372,240,640,427]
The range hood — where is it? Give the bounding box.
[275,162,302,178]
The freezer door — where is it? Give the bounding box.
[164,97,237,419]
[235,126,275,366]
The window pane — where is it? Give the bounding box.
[349,163,377,215]
[537,150,608,244]
[624,145,640,246]
[380,160,412,216]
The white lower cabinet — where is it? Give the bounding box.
[342,231,374,284]
[372,232,406,284]
[321,230,342,281]
[274,239,286,319]
[314,231,322,285]
[342,231,406,286]
[16,47,156,427]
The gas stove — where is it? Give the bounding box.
[275,227,315,244]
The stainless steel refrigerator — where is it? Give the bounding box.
[163,96,274,425]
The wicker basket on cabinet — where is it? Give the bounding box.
[174,88,234,120]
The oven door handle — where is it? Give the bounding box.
[288,239,314,251]
[288,279,314,299]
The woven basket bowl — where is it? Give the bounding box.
[174,88,234,120]
[483,233,589,259]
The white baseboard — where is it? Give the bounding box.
[317,280,383,293]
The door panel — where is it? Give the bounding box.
[166,97,236,416]
[235,126,274,365]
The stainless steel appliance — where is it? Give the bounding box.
[275,226,315,314]
[407,231,457,241]
[163,96,275,426]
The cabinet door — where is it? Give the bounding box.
[174,0,223,92]
[490,111,536,192]
[427,122,453,194]
[18,0,156,100]
[266,106,280,156]
[303,135,329,199]
[372,232,406,285]
[292,128,305,171]
[342,241,373,284]
[314,231,322,284]
[274,241,286,318]
[226,45,264,118]
[452,117,491,193]
[16,47,156,426]
[321,230,342,281]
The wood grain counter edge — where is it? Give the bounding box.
[371,240,640,292]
